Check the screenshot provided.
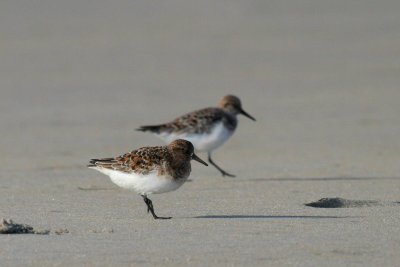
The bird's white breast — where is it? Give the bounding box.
[158,122,234,152]
[90,167,185,195]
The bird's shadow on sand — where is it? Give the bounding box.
[194,215,354,219]
[243,176,400,182]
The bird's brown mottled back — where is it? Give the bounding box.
[89,146,172,175]
[166,107,234,134]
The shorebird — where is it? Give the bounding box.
[88,139,208,219]
[137,95,255,177]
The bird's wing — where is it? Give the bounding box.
[139,107,224,135]
[88,146,169,174]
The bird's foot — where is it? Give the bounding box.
[142,195,171,220]
[221,171,236,178]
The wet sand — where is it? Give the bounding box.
[1,0,400,266]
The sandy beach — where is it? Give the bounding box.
[1,0,400,266]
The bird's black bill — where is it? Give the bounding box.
[240,108,256,121]
[192,153,208,166]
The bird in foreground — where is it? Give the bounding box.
[88,139,208,219]
[137,95,255,177]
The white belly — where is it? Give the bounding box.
[158,122,234,152]
[90,167,185,195]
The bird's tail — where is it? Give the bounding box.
[136,124,166,134]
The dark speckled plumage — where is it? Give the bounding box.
[137,108,237,135]
[88,140,200,179]
[89,146,170,174]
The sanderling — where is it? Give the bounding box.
[137,95,255,177]
[88,139,208,219]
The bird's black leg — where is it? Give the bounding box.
[141,195,172,220]
[208,152,236,177]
